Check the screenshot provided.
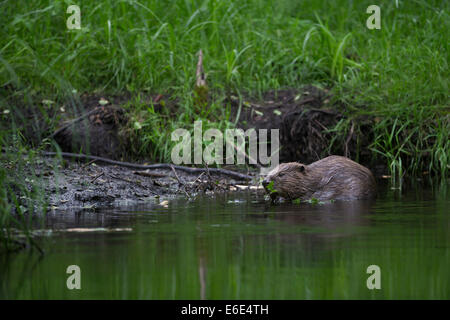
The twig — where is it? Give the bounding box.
[202,162,226,192]
[90,171,104,183]
[204,162,213,182]
[109,174,134,184]
[344,121,355,158]
[313,119,328,131]
[193,172,205,193]
[81,159,97,169]
[192,172,205,185]
[170,165,191,199]
[170,164,185,185]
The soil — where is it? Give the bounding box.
[229,86,376,169]
[47,86,380,170]
[34,155,259,211]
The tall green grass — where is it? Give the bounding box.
[0,131,48,253]
[0,0,448,176]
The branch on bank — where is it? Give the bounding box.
[41,151,254,181]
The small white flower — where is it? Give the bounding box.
[42,99,55,105]
[134,121,143,130]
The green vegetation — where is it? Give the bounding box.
[1,0,448,172]
[0,1,448,251]
[0,133,48,253]
[265,181,276,194]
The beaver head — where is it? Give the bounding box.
[262,162,311,201]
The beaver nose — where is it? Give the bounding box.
[262,179,270,187]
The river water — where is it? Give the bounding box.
[1,180,448,299]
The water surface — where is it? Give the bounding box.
[1,181,448,299]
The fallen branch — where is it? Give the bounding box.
[41,151,253,180]
[170,165,191,199]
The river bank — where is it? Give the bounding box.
[25,154,259,211]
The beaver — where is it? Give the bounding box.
[262,155,376,201]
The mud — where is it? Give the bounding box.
[23,86,380,173]
[51,92,178,159]
[229,86,376,169]
[34,155,258,211]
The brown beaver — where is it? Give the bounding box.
[262,155,376,201]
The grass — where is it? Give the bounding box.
[1,0,448,170]
[0,131,48,253]
[0,1,448,250]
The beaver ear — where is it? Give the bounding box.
[297,165,305,173]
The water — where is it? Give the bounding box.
[1,181,449,299]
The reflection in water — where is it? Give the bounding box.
[1,182,449,299]
[198,255,206,300]
[269,200,376,254]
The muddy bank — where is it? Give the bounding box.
[229,86,376,170]
[36,155,259,211]
[51,92,176,160]
[6,86,386,214]
[46,86,383,175]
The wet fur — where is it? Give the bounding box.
[263,156,376,201]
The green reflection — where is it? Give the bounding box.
[1,183,449,299]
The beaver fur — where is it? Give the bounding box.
[262,155,376,201]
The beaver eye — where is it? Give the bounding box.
[278,172,285,177]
